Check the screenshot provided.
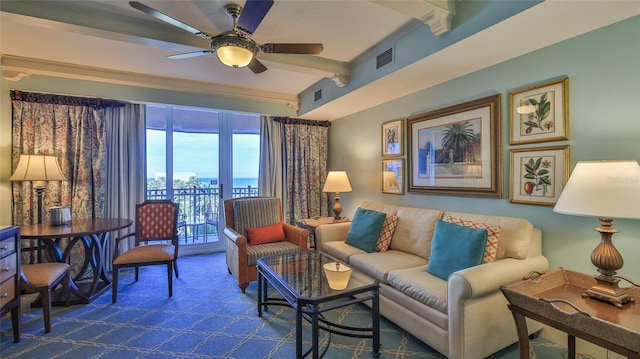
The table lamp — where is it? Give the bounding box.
[553,160,640,307]
[9,154,67,224]
[322,171,352,222]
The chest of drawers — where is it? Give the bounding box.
[0,226,21,343]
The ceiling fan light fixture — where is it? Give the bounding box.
[211,35,258,68]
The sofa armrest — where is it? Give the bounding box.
[449,255,550,300]
[284,223,309,251]
[315,222,351,251]
[223,227,247,247]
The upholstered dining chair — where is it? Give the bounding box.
[223,197,308,293]
[112,199,179,303]
[20,262,71,333]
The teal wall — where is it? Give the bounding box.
[328,16,640,279]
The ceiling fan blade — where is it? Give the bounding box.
[167,50,214,60]
[260,43,324,55]
[129,1,211,39]
[235,0,274,36]
[247,58,268,74]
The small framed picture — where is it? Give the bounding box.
[382,159,404,194]
[510,77,569,145]
[382,119,404,157]
[510,145,570,206]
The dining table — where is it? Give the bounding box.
[20,218,132,305]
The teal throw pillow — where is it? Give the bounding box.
[346,208,387,253]
[427,219,488,280]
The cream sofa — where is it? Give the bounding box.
[315,201,549,359]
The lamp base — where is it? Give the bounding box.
[583,275,634,308]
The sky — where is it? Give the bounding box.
[146,130,259,180]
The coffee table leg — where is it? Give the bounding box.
[312,305,320,359]
[372,289,380,357]
[258,269,263,317]
[296,304,303,358]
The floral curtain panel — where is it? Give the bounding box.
[10,90,124,270]
[274,117,330,223]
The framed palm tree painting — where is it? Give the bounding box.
[407,94,502,198]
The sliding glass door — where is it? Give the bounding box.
[146,105,260,254]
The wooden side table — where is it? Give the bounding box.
[501,268,640,359]
[295,217,350,249]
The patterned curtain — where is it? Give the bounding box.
[10,90,124,270]
[274,117,331,223]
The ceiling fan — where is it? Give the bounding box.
[129,0,323,74]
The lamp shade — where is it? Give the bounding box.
[322,171,352,193]
[553,160,640,219]
[9,154,67,182]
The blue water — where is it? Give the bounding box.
[201,178,258,188]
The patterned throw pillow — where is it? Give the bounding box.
[375,215,398,252]
[443,215,501,263]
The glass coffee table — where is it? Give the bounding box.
[257,251,380,358]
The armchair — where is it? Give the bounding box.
[223,197,308,293]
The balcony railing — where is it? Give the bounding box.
[146,186,259,244]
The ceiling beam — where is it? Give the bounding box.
[369,0,455,35]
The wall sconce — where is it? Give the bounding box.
[322,171,352,222]
[9,154,67,224]
[553,160,640,307]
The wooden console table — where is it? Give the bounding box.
[501,268,639,359]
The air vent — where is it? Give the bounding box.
[376,47,394,70]
[314,89,323,102]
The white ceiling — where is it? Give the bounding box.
[1,1,639,121]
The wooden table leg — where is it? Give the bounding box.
[568,334,576,359]
[509,305,531,359]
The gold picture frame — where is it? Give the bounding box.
[407,94,502,198]
[382,159,404,194]
[510,145,570,206]
[510,77,569,145]
[381,119,404,157]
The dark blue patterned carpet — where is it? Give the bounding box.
[1,252,575,358]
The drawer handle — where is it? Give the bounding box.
[0,245,8,250]
[1,293,8,298]
[1,267,9,272]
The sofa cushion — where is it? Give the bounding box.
[391,207,444,259]
[387,266,448,314]
[443,211,534,259]
[349,250,427,284]
[346,208,387,252]
[376,215,398,252]
[233,198,281,237]
[443,215,500,263]
[322,241,366,263]
[427,220,487,280]
[359,200,399,215]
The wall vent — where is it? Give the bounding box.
[376,47,394,70]
[314,89,323,102]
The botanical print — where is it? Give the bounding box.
[381,119,403,157]
[385,126,400,154]
[382,159,404,194]
[417,118,482,179]
[518,90,555,136]
[510,145,568,206]
[520,156,555,198]
[510,77,569,145]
